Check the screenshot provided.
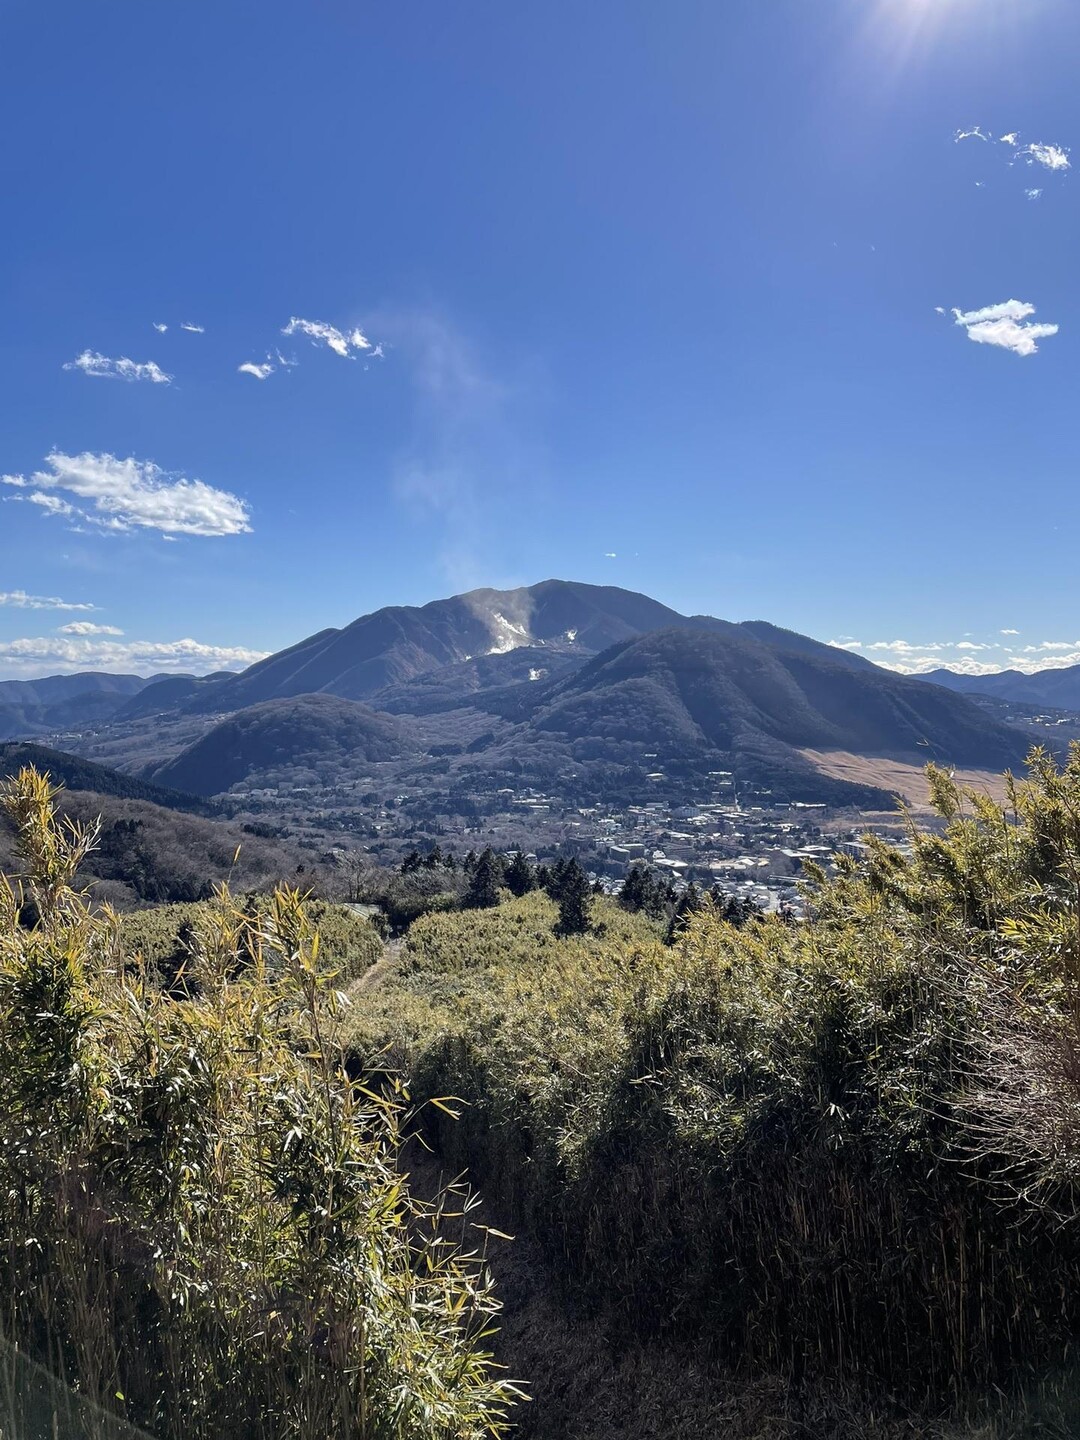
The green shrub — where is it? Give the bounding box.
[0,767,519,1440]
[345,751,1080,1403]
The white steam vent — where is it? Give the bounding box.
[488,611,531,655]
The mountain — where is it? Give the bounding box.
[475,627,1030,806]
[182,582,694,713]
[9,585,1033,812]
[370,644,584,715]
[152,694,418,797]
[0,742,216,814]
[0,672,179,741]
[924,665,1080,711]
[0,673,154,706]
[181,581,876,716]
[112,672,233,721]
[733,620,877,673]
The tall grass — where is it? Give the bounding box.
[0,767,520,1439]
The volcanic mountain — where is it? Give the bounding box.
[183,580,875,715]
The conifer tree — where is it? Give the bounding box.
[504,849,535,898]
[464,847,502,909]
[619,862,658,915]
[665,881,701,945]
[554,858,591,935]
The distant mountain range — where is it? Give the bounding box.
[0,582,1047,809]
[922,665,1080,711]
[0,672,187,741]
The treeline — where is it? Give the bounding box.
[352,844,766,942]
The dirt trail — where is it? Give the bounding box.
[350,936,405,997]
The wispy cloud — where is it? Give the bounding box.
[2,451,251,537]
[238,361,275,380]
[1016,141,1070,172]
[385,310,543,588]
[281,316,371,358]
[57,621,123,636]
[0,635,268,679]
[1001,628,1020,635]
[953,128,1070,194]
[63,350,173,384]
[180,322,205,333]
[152,322,168,333]
[0,590,96,612]
[865,640,945,654]
[950,299,1058,357]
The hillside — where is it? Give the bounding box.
[152,693,417,796]
[531,628,1026,764]
[371,644,584,715]
[0,742,215,814]
[0,787,307,907]
[111,671,232,720]
[466,627,1031,807]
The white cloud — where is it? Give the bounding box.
[26,492,79,520]
[950,299,1058,357]
[604,552,617,558]
[866,640,946,654]
[239,361,275,380]
[63,350,173,384]
[1020,142,1070,172]
[281,316,371,358]
[0,590,96,612]
[0,635,268,679]
[832,632,1080,677]
[180,322,205,333]
[57,621,123,636]
[152,322,168,333]
[2,451,251,537]
[957,130,1069,198]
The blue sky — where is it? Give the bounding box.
[1,0,1078,679]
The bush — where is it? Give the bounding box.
[0,767,519,1439]
[344,751,1080,1407]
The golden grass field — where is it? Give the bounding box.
[800,748,1012,814]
